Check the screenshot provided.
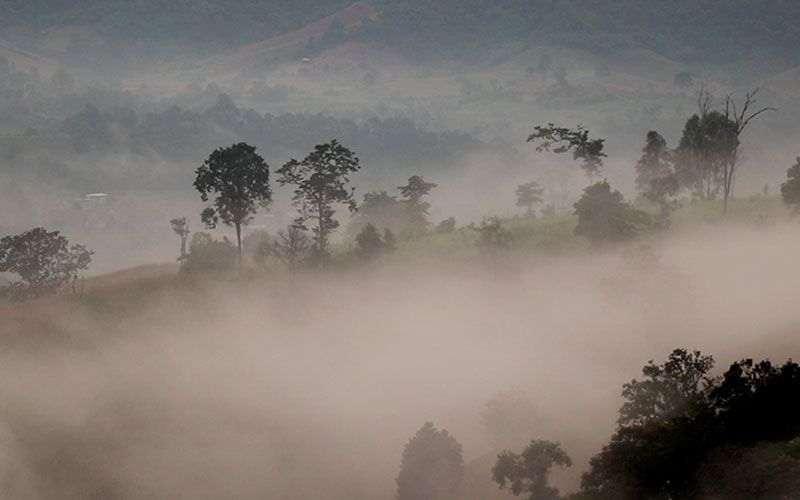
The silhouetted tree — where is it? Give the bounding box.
[516,181,545,216]
[277,140,360,262]
[348,190,405,240]
[398,175,437,238]
[194,142,272,272]
[573,181,650,245]
[0,228,92,301]
[780,157,800,215]
[170,217,190,262]
[396,422,464,500]
[492,440,572,500]
[528,124,606,178]
[263,221,311,270]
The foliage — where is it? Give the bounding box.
[780,157,800,215]
[170,217,190,262]
[0,228,92,301]
[435,217,457,234]
[492,440,572,500]
[396,422,464,500]
[347,191,406,241]
[398,175,438,238]
[528,124,605,177]
[476,217,513,255]
[180,232,237,274]
[194,142,272,269]
[277,140,360,261]
[516,181,545,216]
[354,223,384,260]
[581,349,800,499]
[634,131,680,229]
[257,222,311,270]
[573,181,650,245]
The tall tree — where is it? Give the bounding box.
[780,157,800,215]
[396,422,464,500]
[354,223,384,260]
[720,89,776,215]
[398,175,437,238]
[170,217,190,263]
[492,440,572,500]
[635,131,680,228]
[0,228,93,301]
[277,140,360,262]
[515,181,545,216]
[194,142,272,272]
[634,131,672,197]
[528,124,606,178]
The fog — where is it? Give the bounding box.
[0,220,798,499]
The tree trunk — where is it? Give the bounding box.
[235,222,242,276]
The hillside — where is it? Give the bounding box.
[2,0,799,72]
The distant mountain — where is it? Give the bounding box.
[2,0,799,70]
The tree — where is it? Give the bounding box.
[354,223,384,260]
[634,131,672,197]
[170,217,190,262]
[720,89,776,215]
[180,232,237,274]
[573,181,650,245]
[634,132,680,228]
[675,88,774,215]
[780,157,800,215]
[528,124,606,178]
[492,440,572,500]
[347,190,405,240]
[277,140,360,262]
[194,142,272,272]
[477,217,513,255]
[398,175,438,238]
[435,217,457,234]
[0,228,93,301]
[516,181,545,216]
[262,221,312,270]
[396,422,464,500]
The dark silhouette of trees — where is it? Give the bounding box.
[170,217,190,262]
[528,124,606,178]
[675,88,774,215]
[180,232,237,274]
[780,157,800,215]
[0,228,92,300]
[396,422,464,500]
[255,222,311,271]
[581,348,800,499]
[435,217,457,234]
[277,140,360,263]
[516,181,545,216]
[194,142,272,272]
[492,440,572,500]
[348,190,405,240]
[398,175,437,238]
[573,181,650,245]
